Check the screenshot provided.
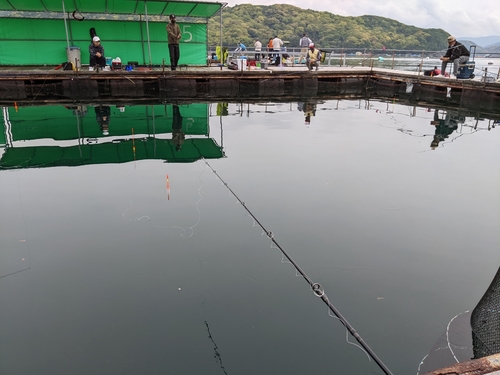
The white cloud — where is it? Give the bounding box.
[222,0,500,37]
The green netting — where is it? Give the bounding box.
[471,267,500,359]
[0,18,207,65]
[2,103,209,141]
[0,0,223,17]
[0,138,224,169]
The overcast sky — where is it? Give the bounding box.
[222,0,499,38]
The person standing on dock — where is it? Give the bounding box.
[267,38,273,58]
[272,35,283,64]
[167,14,182,71]
[439,36,470,77]
[298,33,312,64]
[89,36,105,71]
[254,39,262,61]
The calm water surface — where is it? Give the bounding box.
[1,100,499,375]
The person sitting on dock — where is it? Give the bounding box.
[439,36,470,77]
[89,36,105,71]
[306,43,320,71]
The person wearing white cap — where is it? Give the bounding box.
[89,36,106,71]
[439,36,470,77]
[306,43,320,71]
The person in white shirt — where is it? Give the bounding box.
[272,35,283,64]
[254,39,262,61]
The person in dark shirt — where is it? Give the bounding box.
[440,36,470,77]
[89,36,105,70]
[166,14,182,70]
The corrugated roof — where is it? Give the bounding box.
[0,0,224,18]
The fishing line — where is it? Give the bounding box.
[415,309,470,374]
[1,171,32,279]
[121,162,205,238]
[446,310,469,363]
[202,158,394,375]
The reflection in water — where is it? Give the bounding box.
[429,109,463,149]
[471,267,500,359]
[0,103,224,169]
[297,101,317,125]
[95,105,111,135]
[0,99,499,375]
[205,321,229,375]
[172,104,185,151]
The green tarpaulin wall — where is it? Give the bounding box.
[0,138,224,169]
[0,18,208,65]
[2,103,209,141]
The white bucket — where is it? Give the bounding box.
[236,58,247,71]
[66,46,81,68]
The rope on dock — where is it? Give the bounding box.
[202,158,394,375]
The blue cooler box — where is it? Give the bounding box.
[456,62,475,79]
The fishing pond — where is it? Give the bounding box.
[1,99,499,375]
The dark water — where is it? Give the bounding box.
[1,100,499,375]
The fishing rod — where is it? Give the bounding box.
[202,159,394,375]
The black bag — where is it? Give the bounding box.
[62,62,75,71]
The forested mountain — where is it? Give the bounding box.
[208,4,450,51]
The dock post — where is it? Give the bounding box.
[419,50,425,75]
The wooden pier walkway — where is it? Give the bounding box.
[0,65,499,112]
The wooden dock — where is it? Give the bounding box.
[0,65,499,114]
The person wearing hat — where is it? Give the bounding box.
[89,36,106,71]
[306,43,320,71]
[166,14,182,70]
[439,36,470,77]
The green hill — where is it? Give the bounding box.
[208,4,450,51]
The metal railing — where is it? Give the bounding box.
[209,46,500,78]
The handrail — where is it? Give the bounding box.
[209,46,500,73]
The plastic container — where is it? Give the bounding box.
[105,57,112,66]
[236,58,247,70]
[66,46,81,68]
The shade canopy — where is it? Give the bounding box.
[0,0,224,18]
